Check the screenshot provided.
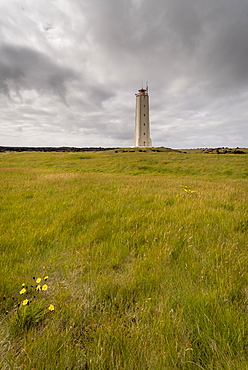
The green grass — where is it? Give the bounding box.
[0,150,247,369]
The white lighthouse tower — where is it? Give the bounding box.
[133,85,152,147]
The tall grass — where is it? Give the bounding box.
[0,151,247,369]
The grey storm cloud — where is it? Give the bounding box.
[0,44,76,102]
[0,0,247,148]
[82,0,248,86]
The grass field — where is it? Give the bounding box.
[0,149,247,369]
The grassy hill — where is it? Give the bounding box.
[0,150,247,369]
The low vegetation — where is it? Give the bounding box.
[0,150,247,369]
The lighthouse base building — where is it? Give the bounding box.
[133,86,152,147]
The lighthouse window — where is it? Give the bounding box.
[143,123,145,126]
[144,114,145,116]
[143,133,145,135]
[144,105,145,107]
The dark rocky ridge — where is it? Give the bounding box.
[202,148,245,154]
[0,146,118,153]
[0,146,246,154]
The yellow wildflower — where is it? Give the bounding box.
[22,283,25,287]
[44,276,49,281]
[48,304,54,311]
[22,299,29,306]
[36,285,41,291]
[36,278,41,283]
[20,288,26,295]
[42,284,48,291]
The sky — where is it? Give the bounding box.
[0,0,248,149]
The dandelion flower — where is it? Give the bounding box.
[44,276,48,281]
[20,288,26,295]
[22,283,25,287]
[48,304,54,311]
[36,285,41,291]
[36,278,41,283]
[22,299,29,306]
[42,284,48,291]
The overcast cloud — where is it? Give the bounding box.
[0,0,248,148]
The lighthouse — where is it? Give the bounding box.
[133,85,152,147]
